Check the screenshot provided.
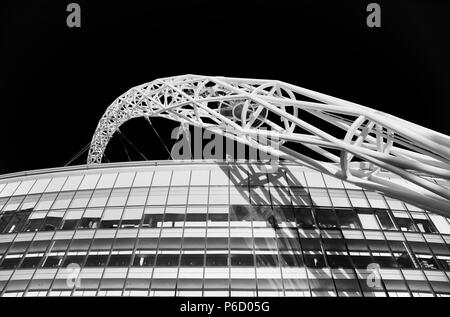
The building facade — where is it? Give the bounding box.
[1,160,450,297]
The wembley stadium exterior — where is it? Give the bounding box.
[1,75,449,297]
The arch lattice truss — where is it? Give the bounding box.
[88,74,450,217]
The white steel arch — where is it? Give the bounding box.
[88,74,450,217]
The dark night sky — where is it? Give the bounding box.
[1,0,449,175]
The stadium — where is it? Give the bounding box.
[0,75,449,297]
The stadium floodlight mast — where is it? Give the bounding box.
[87,74,450,217]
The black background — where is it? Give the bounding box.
[1,0,449,174]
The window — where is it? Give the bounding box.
[61,175,83,191]
[70,190,93,208]
[20,255,43,269]
[230,254,254,266]
[315,208,339,229]
[357,211,380,230]
[120,207,144,228]
[107,188,130,206]
[375,210,396,230]
[85,253,109,267]
[35,193,58,210]
[45,177,67,193]
[126,188,149,206]
[335,209,360,229]
[78,174,100,190]
[206,254,228,266]
[293,208,316,228]
[180,254,204,267]
[108,252,132,267]
[114,172,135,188]
[255,254,279,267]
[155,254,179,266]
[51,191,75,209]
[41,216,63,231]
[133,253,155,267]
[392,212,417,232]
[0,210,32,234]
[88,189,111,207]
[100,208,123,228]
[96,173,118,189]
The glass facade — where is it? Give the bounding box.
[0,161,450,297]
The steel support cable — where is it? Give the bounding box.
[64,142,91,166]
[144,116,173,160]
[117,129,131,161]
[117,129,149,161]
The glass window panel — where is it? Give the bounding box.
[358,212,380,230]
[88,189,111,207]
[126,188,149,206]
[44,177,67,193]
[61,175,83,191]
[133,171,153,187]
[229,186,250,205]
[328,189,351,207]
[392,212,417,232]
[151,171,172,187]
[170,170,191,186]
[107,188,130,206]
[78,217,101,229]
[155,254,179,266]
[91,238,114,251]
[346,190,370,208]
[285,168,307,187]
[132,254,155,267]
[208,187,228,205]
[28,179,51,194]
[64,209,84,220]
[0,182,21,197]
[429,215,450,234]
[309,189,332,207]
[290,188,312,206]
[304,253,327,268]
[293,207,316,228]
[34,193,58,211]
[230,254,254,266]
[102,207,123,220]
[188,186,209,205]
[78,174,100,190]
[250,186,271,205]
[51,191,75,210]
[336,209,360,229]
[70,191,93,208]
[20,194,40,210]
[147,187,169,205]
[159,238,182,250]
[166,187,188,205]
[24,218,45,232]
[375,210,396,230]
[41,216,63,231]
[85,254,108,267]
[315,208,339,229]
[180,254,204,267]
[108,253,132,267]
[206,254,228,266]
[413,218,437,234]
[114,172,135,188]
[3,196,25,211]
[304,172,325,187]
[96,173,118,189]
[209,169,229,186]
[13,180,36,196]
[385,197,406,210]
[190,169,210,186]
